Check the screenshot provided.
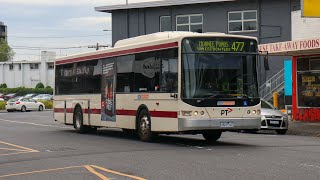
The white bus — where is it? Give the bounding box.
[54,32,261,142]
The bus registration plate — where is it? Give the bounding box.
[220,122,234,128]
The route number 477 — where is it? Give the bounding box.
[231,42,245,52]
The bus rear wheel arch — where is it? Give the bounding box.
[137,108,155,142]
[73,105,95,134]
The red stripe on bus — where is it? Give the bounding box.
[116,110,177,118]
[116,110,137,116]
[55,108,177,118]
[54,108,73,113]
[56,42,178,65]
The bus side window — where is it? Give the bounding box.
[160,49,178,93]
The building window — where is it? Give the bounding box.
[9,64,13,71]
[160,16,171,32]
[176,14,203,33]
[30,63,39,70]
[228,10,257,32]
[18,64,21,71]
[48,63,54,69]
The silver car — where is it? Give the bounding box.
[261,100,288,134]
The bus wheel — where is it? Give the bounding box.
[137,109,154,142]
[202,131,222,143]
[73,107,88,134]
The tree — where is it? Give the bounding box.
[0,39,15,62]
[35,82,44,89]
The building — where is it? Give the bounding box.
[96,0,300,85]
[0,21,7,41]
[258,9,320,122]
[0,51,56,88]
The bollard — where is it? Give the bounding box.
[273,92,278,109]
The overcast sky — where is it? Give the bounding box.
[0,0,161,61]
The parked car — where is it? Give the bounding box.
[0,98,4,101]
[261,99,288,135]
[4,93,17,101]
[6,97,45,112]
[24,93,38,98]
[0,93,4,99]
[33,94,53,100]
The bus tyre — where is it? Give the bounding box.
[73,107,88,134]
[137,109,154,142]
[202,131,222,143]
[276,129,287,135]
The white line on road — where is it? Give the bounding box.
[300,163,320,169]
[0,118,72,129]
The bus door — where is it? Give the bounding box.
[101,58,116,122]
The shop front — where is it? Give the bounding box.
[259,37,320,122]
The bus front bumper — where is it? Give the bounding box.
[178,117,261,131]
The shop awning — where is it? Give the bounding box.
[258,37,320,56]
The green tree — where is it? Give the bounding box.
[0,39,15,62]
[35,82,45,89]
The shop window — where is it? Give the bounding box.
[30,63,39,70]
[176,14,203,33]
[228,10,257,32]
[310,59,320,70]
[9,64,13,71]
[48,63,54,69]
[160,16,171,32]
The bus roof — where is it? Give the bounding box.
[55,32,257,65]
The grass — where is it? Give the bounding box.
[0,101,5,110]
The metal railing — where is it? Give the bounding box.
[259,68,285,101]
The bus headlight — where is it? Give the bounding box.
[200,111,205,116]
[194,111,199,116]
[252,110,257,114]
[257,110,261,115]
[181,111,192,116]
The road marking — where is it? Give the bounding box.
[84,165,110,180]
[300,163,320,169]
[0,165,82,178]
[0,118,71,129]
[0,147,29,152]
[0,140,38,152]
[90,165,147,180]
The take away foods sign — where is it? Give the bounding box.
[258,38,320,54]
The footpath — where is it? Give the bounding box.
[287,120,320,137]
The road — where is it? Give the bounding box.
[0,111,320,180]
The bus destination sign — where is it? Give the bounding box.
[183,38,257,53]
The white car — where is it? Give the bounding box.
[6,97,45,112]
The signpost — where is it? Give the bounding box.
[302,0,320,17]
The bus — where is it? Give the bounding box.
[54,32,261,142]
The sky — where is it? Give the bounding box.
[0,0,161,61]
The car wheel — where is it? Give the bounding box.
[21,106,26,112]
[7,110,12,112]
[73,107,88,134]
[202,131,222,143]
[137,109,155,142]
[276,129,287,135]
[38,105,44,111]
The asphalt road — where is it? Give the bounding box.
[0,111,320,180]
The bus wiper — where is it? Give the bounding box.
[197,94,235,103]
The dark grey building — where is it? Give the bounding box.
[95,0,300,84]
[0,21,7,41]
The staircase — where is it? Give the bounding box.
[259,68,285,101]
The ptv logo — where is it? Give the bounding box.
[221,108,233,116]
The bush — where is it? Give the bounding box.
[35,83,44,89]
[0,87,53,95]
[46,86,52,89]
[39,100,53,109]
[0,83,7,88]
[0,101,5,110]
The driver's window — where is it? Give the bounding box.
[22,99,29,102]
